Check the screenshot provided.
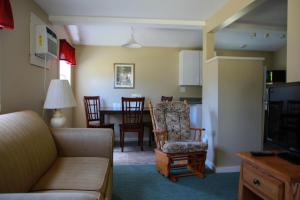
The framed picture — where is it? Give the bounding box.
[114,63,135,89]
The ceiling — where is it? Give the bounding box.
[33,0,227,48]
[238,0,287,27]
[216,27,286,51]
[68,25,202,48]
[216,0,287,51]
[34,0,228,20]
[34,0,287,51]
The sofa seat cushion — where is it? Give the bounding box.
[32,157,110,197]
[162,141,208,153]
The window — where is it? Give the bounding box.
[59,60,71,85]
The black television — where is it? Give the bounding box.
[267,82,300,163]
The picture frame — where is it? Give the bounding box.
[114,63,135,89]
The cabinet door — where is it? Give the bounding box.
[179,50,202,85]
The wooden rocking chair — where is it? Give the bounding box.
[149,101,207,182]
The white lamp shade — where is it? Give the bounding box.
[44,79,77,109]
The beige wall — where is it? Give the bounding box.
[0,31,3,113]
[73,45,274,130]
[0,0,55,116]
[217,49,273,69]
[203,57,264,170]
[0,0,73,126]
[217,58,264,167]
[287,0,300,82]
[272,45,287,70]
[202,58,219,167]
[73,46,202,128]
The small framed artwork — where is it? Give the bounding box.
[114,63,135,89]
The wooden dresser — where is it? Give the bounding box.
[238,152,300,200]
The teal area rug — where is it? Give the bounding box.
[113,165,239,200]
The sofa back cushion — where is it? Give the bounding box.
[0,111,57,192]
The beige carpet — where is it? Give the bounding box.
[113,142,155,165]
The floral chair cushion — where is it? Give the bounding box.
[162,141,208,153]
[153,103,167,131]
[153,101,193,141]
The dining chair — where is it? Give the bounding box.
[119,97,145,152]
[161,96,173,102]
[83,96,114,130]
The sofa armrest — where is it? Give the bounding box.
[0,192,100,200]
[51,128,114,160]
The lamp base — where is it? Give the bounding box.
[50,109,66,128]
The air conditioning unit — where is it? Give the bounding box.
[35,25,58,59]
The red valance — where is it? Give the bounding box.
[59,39,76,66]
[0,0,14,29]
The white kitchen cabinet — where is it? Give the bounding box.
[179,50,203,86]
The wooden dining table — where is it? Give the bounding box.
[99,107,150,124]
[99,107,153,146]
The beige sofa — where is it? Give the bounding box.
[0,111,114,200]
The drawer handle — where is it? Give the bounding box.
[253,178,260,186]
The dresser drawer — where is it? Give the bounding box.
[242,163,284,200]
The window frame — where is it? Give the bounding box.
[59,60,72,85]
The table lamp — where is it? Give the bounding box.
[44,79,77,128]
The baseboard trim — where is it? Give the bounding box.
[205,160,215,171]
[205,161,240,173]
[215,166,240,173]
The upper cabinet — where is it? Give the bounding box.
[179,50,203,86]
